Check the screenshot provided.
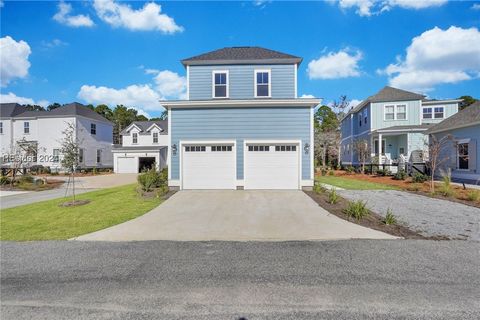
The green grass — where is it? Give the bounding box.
[0,184,163,241]
[316,175,399,190]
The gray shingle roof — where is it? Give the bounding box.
[181,46,302,66]
[350,86,426,114]
[427,101,480,133]
[120,120,168,135]
[1,102,112,124]
[0,103,28,118]
[376,124,433,132]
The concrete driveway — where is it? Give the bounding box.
[75,190,396,241]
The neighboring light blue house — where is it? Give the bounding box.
[340,86,462,171]
[426,102,480,184]
[161,47,320,190]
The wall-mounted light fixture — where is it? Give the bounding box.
[172,144,177,156]
[304,143,310,154]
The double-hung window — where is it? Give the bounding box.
[213,71,228,98]
[132,132,138,144]
[358,114,362,127]
[458,143,469,170]
[434,107,444,119]
[0,122,3,134]
[363,109,368,125]
[255,70,271,97]
[396,105,407,120]
[384,105,395,120]
[153,132,158,143]
[90,123,96,135]
[423,107,432,119]
[24,122,30,134]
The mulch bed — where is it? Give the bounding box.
[304,190,449,240]
[59,199,91,207]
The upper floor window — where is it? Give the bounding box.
[384,105,395,120]
[396,105,407,120]
[90,123,96,135]
[434,107,444,119]
[153,132,158,144]
[212,71,228,98]
[423,107,432,119]
[132,132,138,144]
[0,122,3,134]
[255,70,271,98]
[358,114,362,127]
[363,109,368,125]
[24,121,30,134]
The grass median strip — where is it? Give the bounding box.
[0,184,163,241]
[316,175,399,190]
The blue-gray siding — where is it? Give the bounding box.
[189,64,296,100]
[171,107,311,180]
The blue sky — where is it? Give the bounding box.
[1,0,479,118]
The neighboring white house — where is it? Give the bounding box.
[113,121,168,173]
[0,102,113,171]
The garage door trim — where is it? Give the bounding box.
[243,139,302,190]
[179,140,237,190]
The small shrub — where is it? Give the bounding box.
[92,167,97,175]
[19,175,34,184]
[328,170,335,176]
[321,168,327,176]
[345,166,354,174]
[412,173,428,183]
[393,170,407,180]
[0,176,11,185]
[313,182,324,194]
[467,190,480,202]
[138,168,160,192]
[384,209,397,225]
[344,200,369,220]
[438,174,453,197]
[328,188,339,204]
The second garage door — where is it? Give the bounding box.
[116,157,137,173]
[244,143,300,190]
[182,144,236,189]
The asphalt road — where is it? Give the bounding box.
[1,240,479,319]
[1,187,97,209]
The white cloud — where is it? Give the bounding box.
[334,0,447,17]
[348,99,362,108]
[0,36,31,87]
[380,26,480,92]
[307,49,362,79]
[93,0,183,33]
[41,38,68,49]
[153,70,187,99]
[301,94,315,98]
[472,3,480,10]
[53,1,95,27]
[0,92,49,107]
[77,69,186,115]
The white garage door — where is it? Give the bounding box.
[182,144,236,189]
[116,157,137,174]
[245,143,300,190]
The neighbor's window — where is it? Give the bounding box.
[399,147,405,155]
[255,70,270,97]
[132,132,138,144]
[434,107,444,119]
[96,149,102,163]
[78,148,84,163]
[396,105,407,120]
[359,114,362,127]
[0,122,3,134]
[53,149,60,163]
[423,108,432,119]
[213,71,228,98]
[153,132,158,143]
[363,109,368,125]
[385,105,395,120]
[24,121,30,134]
[90,123,96,135]
[458,143,469,170]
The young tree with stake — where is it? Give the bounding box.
[60,122,83,204]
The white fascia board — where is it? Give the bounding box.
[422,99,463,105]
[124,123,142,133]
[145,123,163,132]
[161,98,321,109]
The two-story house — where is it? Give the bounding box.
[161,46,320,190]
[0,102,113,170]
[340,86,461,170]
[112,120,168,173]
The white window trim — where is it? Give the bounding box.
[384,104,408,121]
[456,138,471,171]
[212,70,229,99]
[132,132,138,144]
[433,106,445,119]
[152,132,159,144]
[254,69,272,98]
[422,107,433,120]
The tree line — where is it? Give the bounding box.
[21,103,168,145]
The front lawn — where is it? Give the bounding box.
[316,175,399,190]
[0,184,163,241]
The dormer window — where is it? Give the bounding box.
[132,132,138,144]
[153,132,158,143]
[24,121,30,134]
[255,70,271,98]
[90,123,96,135]
[212,71,228,98]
